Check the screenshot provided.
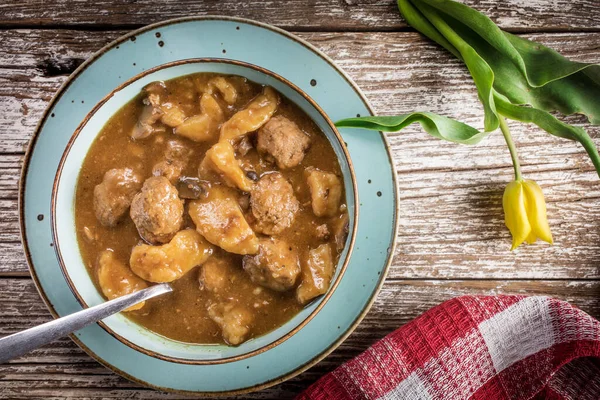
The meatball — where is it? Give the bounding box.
[97,250,148,311]
[130,176,184,244]
[208,302,253,345]
[250,172,299,235]
[296,244,335,305]
[130,230,213,283]
[305,168,343,217]
[257,116,311,169]
[242,238,300,292]
[152,139,193,184]
[93,168,142,227]
[188,185,259,255]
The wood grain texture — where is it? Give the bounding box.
[1,278,600,399]
[1,30,600,278]
[1,0,600,31]
[2,4,600,396]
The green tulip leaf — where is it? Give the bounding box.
[404,0,600,122]
[338,0,600,177]
[336,113,487,145]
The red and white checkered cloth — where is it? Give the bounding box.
[298,296,600,400]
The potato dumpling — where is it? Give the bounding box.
[208,302,253,346]
[305,168,343,217]
[208,76,238,104]
[198,141,255,192]
[194,76,242,105]
[160,102,187,127]
[296,244,334,305]
[97,250,148,311]
[189,185,259,255]
[220,87,279,142]
[199,257,230,294]
[175,93,224,142]
[130,229,213,283]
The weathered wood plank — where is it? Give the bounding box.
[0,5,599,399]
[0,0,599,31]
[0,154,21,199]
[1,30,600,278]
[0,242,28,275]
[0,199,19,243]
[1,30,599,153]
[1,278,599,399]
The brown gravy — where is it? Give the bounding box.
[75,73,348,345]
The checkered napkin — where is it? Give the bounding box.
[298,296,600,400]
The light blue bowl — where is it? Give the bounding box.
[52,59,358,364]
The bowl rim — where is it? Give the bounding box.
[50,57,360,365]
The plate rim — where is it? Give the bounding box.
[18,15,400,396]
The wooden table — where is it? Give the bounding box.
[1,1,599,398]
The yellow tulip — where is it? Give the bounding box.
[502,179,553,250]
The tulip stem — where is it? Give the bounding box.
[499,116,522,181]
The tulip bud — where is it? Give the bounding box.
[502,179,553,250]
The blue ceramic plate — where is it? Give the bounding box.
[20,17,398,395]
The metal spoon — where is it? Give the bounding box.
[0,283,172,364]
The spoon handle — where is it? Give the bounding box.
[0,283,172,364]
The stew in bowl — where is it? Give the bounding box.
[52,59,357,362]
